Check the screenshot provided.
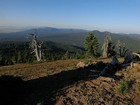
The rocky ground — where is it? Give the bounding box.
[0,59,140,105]
[54,66,140,105]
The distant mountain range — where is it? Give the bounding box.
[0,27,140,52]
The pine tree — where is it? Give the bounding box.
[63,51,69,60]
[75,52,82,59]
[84,32,99,58]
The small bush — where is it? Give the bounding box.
[117,81,130,94]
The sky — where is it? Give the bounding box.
[0,0,140,33]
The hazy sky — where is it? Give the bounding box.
[0,0,140,33]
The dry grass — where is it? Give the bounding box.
[93,57,124,63]
[0,59,80,80]
[0,58,124,80]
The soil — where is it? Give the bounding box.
[0,59,140,105]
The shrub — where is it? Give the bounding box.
[117,81,130,94]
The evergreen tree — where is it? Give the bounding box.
[75,52,82,59]
[84,32,99,58]
[63,51,69,60]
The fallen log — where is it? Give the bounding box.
[98,52,140,76]
[132,53,140,58]
[99,56,121,76]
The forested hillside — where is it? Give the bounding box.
[0,41,84,66]
[0,27,140,52]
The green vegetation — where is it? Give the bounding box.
[117,81,130,94]
[84,32,99,58]
[0,29,139,66]
[0,41,84,66]
[0,41,33,65]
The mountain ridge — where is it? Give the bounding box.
[0,27,140,52]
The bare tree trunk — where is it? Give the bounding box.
[132,53,140,58]
[101,34,111,58]
[38,43,42,61]
[35,48,40,61]
[30,33,42,61]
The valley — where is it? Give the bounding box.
[0,27,140,52]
